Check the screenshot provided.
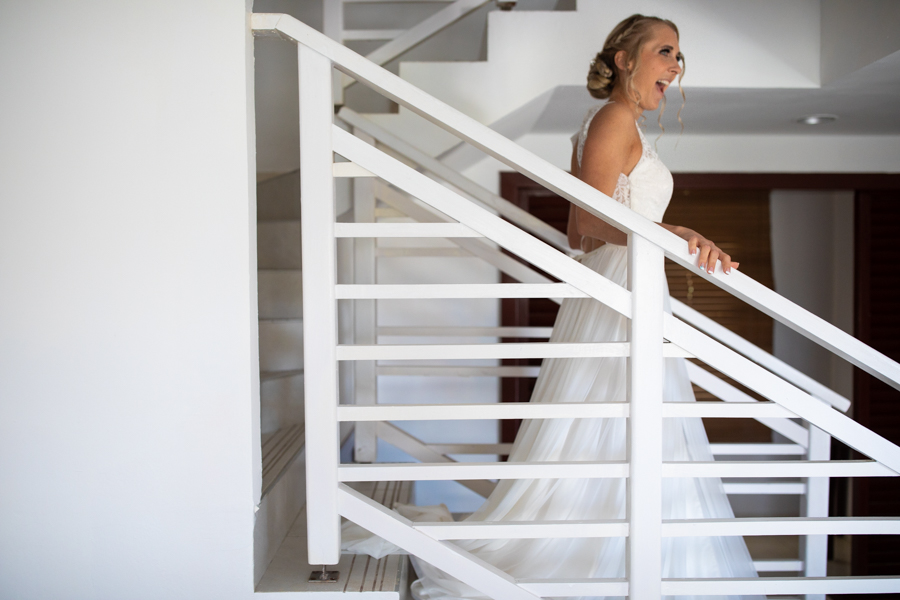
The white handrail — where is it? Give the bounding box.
[672,298,851,411]
[362,181,831,455]
[252,12,900,394]
[365,169,843,456]
[341,106,850,414]
[333,122,900,474]
[373,181,561,285]
[685,362,810,446]
[359,0,492,71]
[414,517,900,539]
[338,107,573,253]
[338,484,544,600]
[335,125,896,600]
[335,283,585,299]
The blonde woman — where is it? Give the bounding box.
[350,14,760,600]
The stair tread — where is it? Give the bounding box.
[257,481,413,595]
[256,523,409,595]
[261,424,306,497]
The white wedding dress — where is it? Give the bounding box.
[343,106,760,600]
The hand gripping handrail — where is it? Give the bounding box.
[252,12,900,398]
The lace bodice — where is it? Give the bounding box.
[572,104,673,223]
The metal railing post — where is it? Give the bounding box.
[803,424,832,600]
[299,43,341,565]
[352,128,378,463]
[626,233,665,599]
[322,0,345,106]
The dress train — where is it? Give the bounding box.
[404,244,760,600]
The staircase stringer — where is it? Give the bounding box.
[376,422,497,498]
[337,483,543,600]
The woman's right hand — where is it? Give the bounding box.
[669,226,739,275]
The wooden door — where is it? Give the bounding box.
[852,190,900,579]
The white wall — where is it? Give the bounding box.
[0,1,261,598]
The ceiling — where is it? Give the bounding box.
[534,50,900,137]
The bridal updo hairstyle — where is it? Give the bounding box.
[587,14,682,101]
[587,14,685,134]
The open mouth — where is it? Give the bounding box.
[656,79,671,94]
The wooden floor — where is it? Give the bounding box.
[256,481,412,597]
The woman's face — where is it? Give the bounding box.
[622,24,683,113]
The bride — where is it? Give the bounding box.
[346,14,760,600]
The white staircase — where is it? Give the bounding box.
[254,170,416,596]
[359,1,826,160]
[257,482,413,596]
[251,10,900,599]
[254,171,309,586]
[257,171,306,436]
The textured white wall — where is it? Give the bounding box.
[0,1,260,598]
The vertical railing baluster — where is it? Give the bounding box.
[353,128,378,463]
[803,424,831,600]
[299,44,341,565]
[322,0,345,106]
[626,233,665,599]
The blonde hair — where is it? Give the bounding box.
[586,14,686,134]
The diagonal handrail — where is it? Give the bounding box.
[340,106,850,413]
[362,0,492,71]
[672,298,851,412]
[332,0,493,90]
[368,181,816,446]
[338,107,573,253]
[332,123,900,474]
[253,12,900,396]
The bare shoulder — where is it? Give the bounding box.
[579,102,642,183]
[584,102,638,150]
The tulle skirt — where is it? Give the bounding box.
[346,244,760,600]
